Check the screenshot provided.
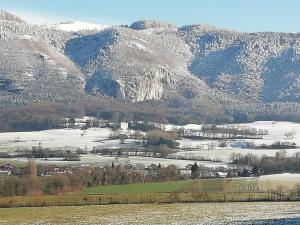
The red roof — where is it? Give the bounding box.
[0,163,16,170]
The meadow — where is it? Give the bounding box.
[81,180,192,194]
[81,177,265,195]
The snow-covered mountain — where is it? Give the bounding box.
[1,11,300,120]
[0,10,25,23]
[47,21,109,32]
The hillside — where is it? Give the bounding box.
[1,12,300,122]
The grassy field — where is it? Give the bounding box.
[82,180,192,194]
[82,178,260,195]
[0,202,300,225]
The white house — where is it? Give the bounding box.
[120,122,129,130]
[215,172,228,178]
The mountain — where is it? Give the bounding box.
[1,12,300,121]
[0,10,25,23]
[0,13,86,106]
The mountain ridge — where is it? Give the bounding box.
[1,11,300,122]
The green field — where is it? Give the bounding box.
[82,180,192,194]
[82,178,260,195]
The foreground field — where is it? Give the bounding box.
[0,202,299,225]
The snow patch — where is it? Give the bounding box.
[19,34,35,40]
[259,173,300,180]
[47,21,109,32]
[128,41,149,51]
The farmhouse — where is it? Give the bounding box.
[42,165,73,176]
[180,164,193,176]
[215,172,228,178]
[120,122,129,130]
[147,164,160,177]
[0,163,16,176]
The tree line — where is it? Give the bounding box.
[231,152,300,175]
[0,162,182,197]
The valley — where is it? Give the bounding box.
[0,121,299,167]
[0,4,300,224]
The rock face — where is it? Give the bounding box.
[65,25,195,102]
[1,12,300,117]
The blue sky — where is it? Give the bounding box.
[0,0,299,32]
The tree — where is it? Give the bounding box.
[158,144,174,158]
[85,120,91,129]
[285,129,297,139]
[28,159,37,177]
[191,162,199,178]
[252,165,261,176]
[68,117,76,128]
[146,130,179,148]
[119,134,128,144]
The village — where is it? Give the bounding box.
[1,118,294,182]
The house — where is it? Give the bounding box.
[0,163,16,171]
[239,168,253,177]
[0,163,15,176]
[0,163,16,176]
[0,170,11,176]
[124,163,137,171]
[215,172,228,178]
[180,164,193,176]
[147,164,160,177]
[42,165,73,176]
[180,168,191,176]
[185,164,193,170]
[120,122,129,130]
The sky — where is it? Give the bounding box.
[0,0,300,32]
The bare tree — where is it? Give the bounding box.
[28,159,37,177]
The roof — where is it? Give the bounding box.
[216,172,228,176]
[0,163,16,170]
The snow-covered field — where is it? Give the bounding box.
[1,202,300,225]
[0,121,300,166]
[0,128,116,150]
[258,173,300,190]
[173,121,300,162]
[236,121,300,146]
